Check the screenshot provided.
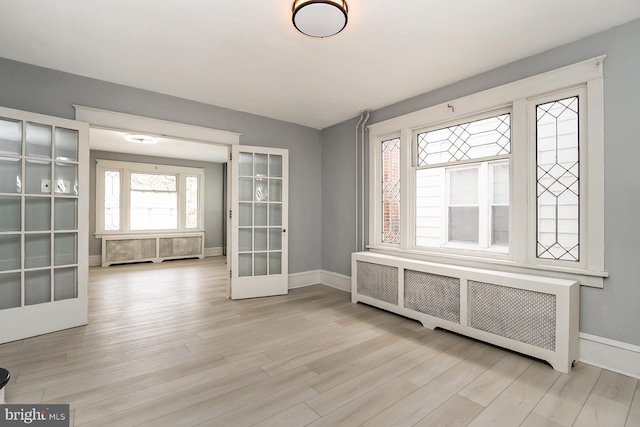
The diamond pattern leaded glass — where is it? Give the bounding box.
[104,170,120,231]
[417,114,510,166]
[382,138,400,244]
[536,97,579,261]
[130,173,177,191]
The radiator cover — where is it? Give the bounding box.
[101,233,204,267]
[352,252,579,373]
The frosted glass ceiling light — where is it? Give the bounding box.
[124,134,158,144]
[292,0,348,38]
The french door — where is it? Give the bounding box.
[228,145,288,299]
[0,106,88,344]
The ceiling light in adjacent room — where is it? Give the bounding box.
[292,0,348,38]
[124,134,158,144]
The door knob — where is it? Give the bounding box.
[282,229,287,233]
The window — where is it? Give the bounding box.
[413,111,510,252]
[368,56,605,287]
[96,160,204,234]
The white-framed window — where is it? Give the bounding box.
[368,56,606,287]
[96,159,205,234]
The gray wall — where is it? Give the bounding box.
[0,58,322,274]
[321,18,640,346]
[89,150,225,256]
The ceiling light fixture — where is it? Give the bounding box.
[124,134,158,144]
[292,0,348,38]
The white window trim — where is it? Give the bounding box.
[368,55,606,288]
[95,159,205,236]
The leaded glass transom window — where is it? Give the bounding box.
[417,114,511,166]
[381,137,400,244]
[536,96,579,261]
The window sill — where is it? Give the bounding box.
[366,245,607,288]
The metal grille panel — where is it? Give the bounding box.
[356,261,398,305]
[404,270,460,323]
[468,281,556,351]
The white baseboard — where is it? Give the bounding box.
[204,247,224,257]
[319,270,351,292]
[287,270,350,292]
[89,255,101,267]
[288,270,321,289]
[579,333,640,379]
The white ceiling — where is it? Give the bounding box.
[90,128,229,163]
[1,1,640,130]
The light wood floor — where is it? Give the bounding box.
[1,258,639,426]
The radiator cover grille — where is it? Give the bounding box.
[356,261,398,305]
[404,270,460,323]
[467,280,557,351]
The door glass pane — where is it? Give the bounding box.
[0,272,21,309]
[239,229,252,252]
[269,228,282,251]
[54,267,77,301]
[0,235,21,271]
[0,157,22,193]
[239,178,253,201]
[255,154,268,176]
[55,162,78,195]
[269,179,282,202]
[254,253,267,276]
[239,253,252,277]
[254,228,267,251]
[25,159,51,194]
[239,203,252,226]
[185,176,198,229]
[269,155,282,178]
[54,233,77,266]
[54,127,78,161]
[54,198,77,230]
[0,196,21,231]
[0,117,22,155]
[26,122,52,158]
[254,203,267,226]
[104,170,120,231]
[239,152,253,177]
[255,178,268,201]
[269,252,282,275]
[269,204,282,226]
[25,270,51,306]
[25,198,51,231]
[25,234,51,268]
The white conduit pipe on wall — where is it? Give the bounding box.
[355,112,365,253]
[355,110,371,252]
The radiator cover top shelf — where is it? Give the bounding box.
[351,251,579,373]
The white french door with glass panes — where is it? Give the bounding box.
[0,106,88,344]
[229,145,288,299]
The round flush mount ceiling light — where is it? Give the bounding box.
[292,0,348,38]
[124,134,158,144]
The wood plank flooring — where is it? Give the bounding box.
[1,257,639,426]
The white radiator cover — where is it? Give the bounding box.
[352,252,579,373]
[101,232,204,267]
